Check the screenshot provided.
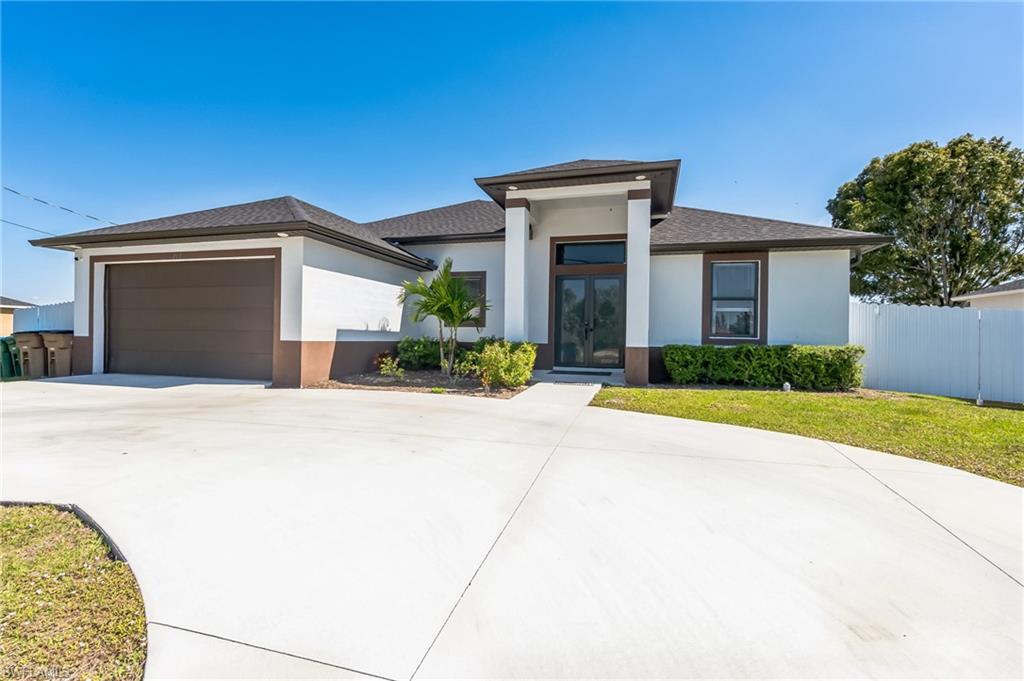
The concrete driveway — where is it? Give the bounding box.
[2,375,1021,679]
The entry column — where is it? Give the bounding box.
[625,189,651,385]
[504,198,530,341]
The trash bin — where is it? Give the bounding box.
[12,332,45,378]
[1,336,18,378]
[40,332,73,377]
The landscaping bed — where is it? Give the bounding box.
[592,387,1024,486]
[0,504,147,679]
[310,371,529,399]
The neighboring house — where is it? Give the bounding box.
[0,296,33,336]
[952,279,1024,310]
[31,158,890,386]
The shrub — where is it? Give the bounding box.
[397,336,443,370]
[477,340,537,389]
[662,344,864,391]
[453,350,481,378]
[376,354,405,380]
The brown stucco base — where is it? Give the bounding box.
[272,339,399,388]
[648,346,669,384]
[624,347,650,386]
[329,340,398,379]
[71,336,93,375]
[534,343,553,370]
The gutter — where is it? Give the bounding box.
[649,235,894,255]
[30,221,434,271]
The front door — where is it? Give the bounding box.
[554,274,625,368]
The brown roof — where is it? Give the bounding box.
[650,206,892,253]
[31,196,430,268]
[957,278,1024,298]
[369,200,891,253]
[1,296,32,308]
[364,200,505,241]
[498,159,644,176]
[475,158,681,216]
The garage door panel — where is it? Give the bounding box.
[108,350,272,380]
[107,328,273,355]
[108,285,275,311]
[107,307,273,333]
[106,260,274,380]
[108,259,274,288]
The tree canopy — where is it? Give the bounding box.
[828,134,1024,306]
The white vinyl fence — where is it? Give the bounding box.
[850,302,1024,404]
[12,301,74,333]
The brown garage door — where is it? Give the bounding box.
[106,259,274,380]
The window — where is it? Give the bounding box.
[710,262,758,338]
[556,241,626,265]
[453,271,486,327]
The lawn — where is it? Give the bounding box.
[0,505,147,680]
[592,387,1024,486]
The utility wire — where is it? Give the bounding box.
[0,218,57,237]
[2,186,118,225]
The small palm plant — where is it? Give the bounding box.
[398,257,490,378]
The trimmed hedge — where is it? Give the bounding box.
[662,344,864,391]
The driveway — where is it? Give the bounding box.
[2,375,1021,679]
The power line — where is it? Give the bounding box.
[0,218,57,237]
[2,186,118,226]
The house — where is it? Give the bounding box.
[31,158,891,386]
[0,296,33,336]
[952,279,1024,310]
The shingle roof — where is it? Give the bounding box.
[958,278,1024,298]
[366,201,891,252]
[30,196,427,266]
[650,206,891,252]
[0,296,32,307]
[364,200,505,240]
[499,159,644,176]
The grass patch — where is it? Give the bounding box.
[592,387,1024,486]
[0,505,146,679]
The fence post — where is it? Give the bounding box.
[976,309,983,407]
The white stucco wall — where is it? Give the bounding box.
[402,241,505,341]
[75,236,300,371]
[961,291,1024,310]
[525,195,628,344]
[300,238,416,342]
[767,250,850,344]
[649,254,703,346]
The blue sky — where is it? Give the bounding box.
[2,1,1021,303]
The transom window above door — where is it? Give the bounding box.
[710,261,759,338]
[555,241,626,265]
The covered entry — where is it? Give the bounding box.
[105,258,275,380]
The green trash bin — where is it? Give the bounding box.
[1,336,20,378]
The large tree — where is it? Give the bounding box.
[828,134,1024,306]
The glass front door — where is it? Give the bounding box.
[554,275,625,368]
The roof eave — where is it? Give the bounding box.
[385,231,505,245]
[31,221,433,271]
[952,287,1024,301]
[474,159,681,187]
[650,235,894,255]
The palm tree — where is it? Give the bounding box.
[398,258,489,378]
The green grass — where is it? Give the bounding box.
[592,387,1024,486]
[0,505,147,680]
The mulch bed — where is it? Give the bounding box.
[309,370,529,399]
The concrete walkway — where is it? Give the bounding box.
[2,375,1020,679]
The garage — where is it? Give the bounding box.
[105,258,275,380]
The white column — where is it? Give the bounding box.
[625,189,652,384]
[503,198,530,341]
